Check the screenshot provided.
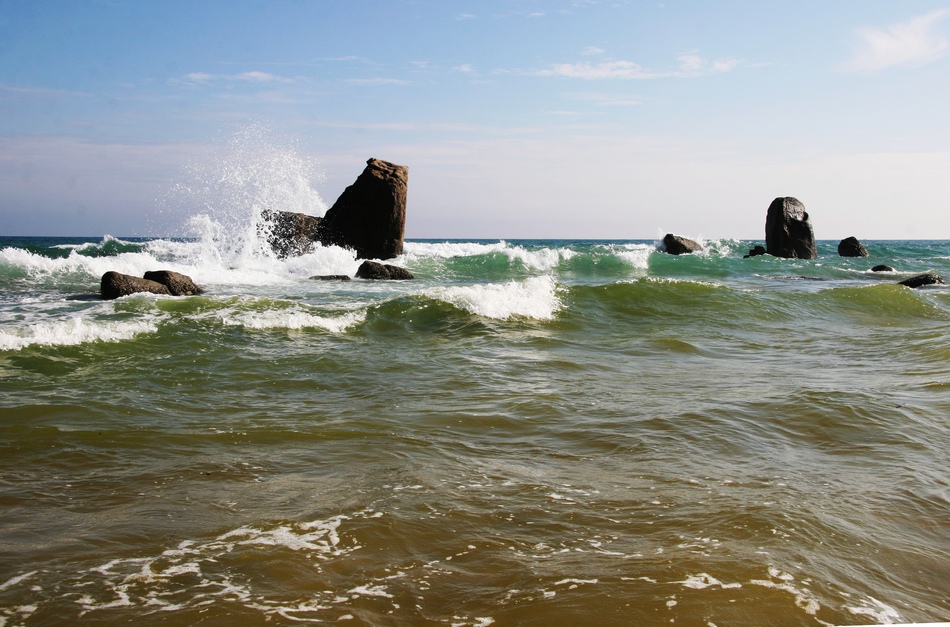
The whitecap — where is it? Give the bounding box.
[0,318,157,351]
[426,276,561,320]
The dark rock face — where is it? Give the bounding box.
[838,236,869,257]
[765,197,817,259]
[744,245,767,258]
[316,158,408,260]
[101,272,171,300]
[899,272,944,288]
[662,234,702,255]
[871,264,895,272]
[262,210,322,258]
[143,270,204,296]
[355,261,414,280]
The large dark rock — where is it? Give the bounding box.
[261,209,322,258]
[838,236,869,257]
[662,234,702,255]
[899,272,944,288]
[101,271,171,300]
[143,270,204,296]
[316,158,408,260]
[765,197,817,259]
[355,260,414,280]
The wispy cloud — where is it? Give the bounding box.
[172,71,297,86]
[538,53,740,79]
[343,77,410,86]
[840,9,950,72]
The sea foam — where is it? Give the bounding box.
[0,317,157,351]
[426,276,561,320]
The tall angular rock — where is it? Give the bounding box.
[765,197,817,259]
[316,158,408,260]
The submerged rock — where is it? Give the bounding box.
[871,264,895,273]
[662,234,702,255]
[309,275,352,281]
[355,261,414,280]
[143,270,204,296]
[101,272,171,300]
[765,197,817,259]
[744,245,767,258]
[898,272,944,288]
[838,236,869,257]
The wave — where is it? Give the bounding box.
[0,316,157,351]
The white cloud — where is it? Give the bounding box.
[453,64,476,74]
[538,53,739,79]
[582,46,606,56]
[840,9,950,72]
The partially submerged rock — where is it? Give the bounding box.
[662,234,702,255]
[309,275,352,281]
[838,236,869,257]
[101,270,203,300]
[355,261,414,280]
[744,245,767,258]
[101,272,171,300]
[871,264,895,273]
[765,197,817,259]
[898,272,944,289]
[262,209,321,258]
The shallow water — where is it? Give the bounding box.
[1,235,950,625]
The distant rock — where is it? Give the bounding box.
[744,245,767,258]
[898,272,944,289]
[871,264,895,273]
[143,270,204,296]
[317,158,408,260]
[355,261,414,280]
[838,236,869,257]
[765,197,817,259]
[662,234,702,255]
[101,271,171,300]
[309,275,352,281]
[262,209,322,258]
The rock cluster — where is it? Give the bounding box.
[101,270,203,300]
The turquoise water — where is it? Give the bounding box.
[1,235,950,625]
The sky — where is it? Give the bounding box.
[1,0,949,240]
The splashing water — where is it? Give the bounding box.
[166,125,328,266]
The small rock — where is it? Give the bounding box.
[355,260,414,280]
[838,236,869,257]
[309,275,352,281]
[744,245,767,258]
[871,265,895,273]
[899,272,944,288]
[101,271,171,300]
[662,234,702,255]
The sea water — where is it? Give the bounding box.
[1,135,949,625]
[2,232,949,626]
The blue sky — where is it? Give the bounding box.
[1,0,949,239]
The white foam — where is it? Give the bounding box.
[609,243,652,269]
[844,596,903,624]
[219,308,365,333]
[0,317,157,351]
[426,276,561,320]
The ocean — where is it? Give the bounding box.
[1,233,949,626]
